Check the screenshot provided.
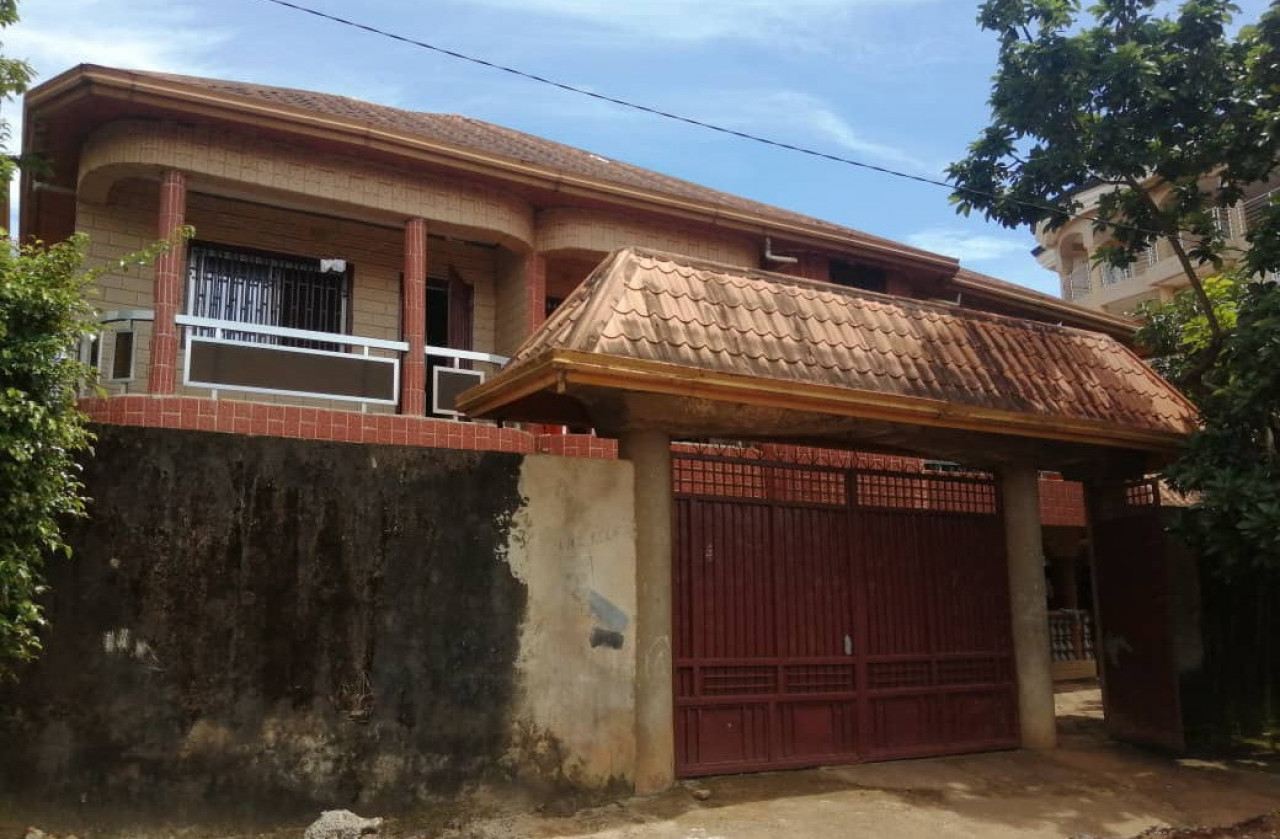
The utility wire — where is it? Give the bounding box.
[253,0,1232,249]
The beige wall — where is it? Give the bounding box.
[79,120,536,251]
[505,455,638,789]
[537,206,757,265]
[78,178,500,408]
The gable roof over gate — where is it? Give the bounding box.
[460,249,1197,453]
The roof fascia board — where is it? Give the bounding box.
[460,350,1187,452]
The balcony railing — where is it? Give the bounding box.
[1100,264,1134,287]
[426,345,509,417]
[1064,264,1092,301]
[177,314,409,407]
[175,315,511,417]
[1049,609,1095,663]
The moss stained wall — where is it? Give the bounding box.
[0,426,527,813]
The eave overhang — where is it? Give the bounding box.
[459,349,1189,455]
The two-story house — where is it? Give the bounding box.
[5,64,1196,808]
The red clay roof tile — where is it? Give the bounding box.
[509,248,1197,438]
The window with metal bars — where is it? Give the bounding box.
[185,243,351,349]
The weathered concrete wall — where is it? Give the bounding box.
[504,455,637,791]
[0,426,530,813]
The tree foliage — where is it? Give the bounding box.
[953,0,1280,575]
[0,1,189,678]
[0,236,98,679]
[950,0,1280,387]
[1137,277,1280,573]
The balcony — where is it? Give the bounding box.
[172,315,508,415]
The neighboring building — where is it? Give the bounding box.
[1034,176,1280,314]
[3,64,1193,808]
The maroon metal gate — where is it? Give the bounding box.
[672,454,1020,777]
[1090,479,1185,751]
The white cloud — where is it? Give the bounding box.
[454,0,940,44]
[4,0,227,232]
[8,0,227,79]
[709,91,940,175]
[905,228,1030,263]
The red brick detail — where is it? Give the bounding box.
[401,218,428,415]
[526,251,548,335]
[79,396,537,454]
[149,170,187,394]
[1038,474,1087,527]
[535,433,618,459]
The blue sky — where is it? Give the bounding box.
[8,0,1274,295]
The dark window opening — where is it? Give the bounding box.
[546,296,565,318]
[186,242,352,350]
[110,331,134,381]
[830,259,888,293]
[423,270,477,418]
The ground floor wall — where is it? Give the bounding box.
[0,426,637,812]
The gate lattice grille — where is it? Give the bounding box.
[673,454,1019,777]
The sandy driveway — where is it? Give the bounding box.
[443,685,1280,839]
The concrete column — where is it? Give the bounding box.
[148,170,187,394]
[401,218,427,415]
[619,429,674,794]
[525,251,547,335]
[1002,464,1057,749]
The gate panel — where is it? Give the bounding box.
[1091,480,1184,751]
[673,454,1018,777]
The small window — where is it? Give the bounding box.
[110,331,135,381]
[546,296,565,317]
[830,259,888,293]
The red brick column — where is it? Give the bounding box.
[401,218,428,415]
[148,170,187,394]
[525,251,547,335]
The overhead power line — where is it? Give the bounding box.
[253,0,1229,250]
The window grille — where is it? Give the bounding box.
[186,243,350,348]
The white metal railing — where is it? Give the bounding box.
[1064,264,1092,301]
[1242,188,1277,233]
[176,314,408,407]
[1211,204,1247,241]
[1100,263,1134,287]
[425,344,509,418]
[176,315,409,353]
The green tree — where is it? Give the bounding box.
[949,0,1280,389]
[951,0,1280,575]
[0,236,99,678]
[1135,277,1280,573]
[0,1,185,678]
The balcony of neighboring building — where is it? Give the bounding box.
[1040,180,1279,315]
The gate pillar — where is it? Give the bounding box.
[620,429,675,794]
[1001,464,1058,749]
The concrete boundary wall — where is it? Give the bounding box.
[505,455,638,790]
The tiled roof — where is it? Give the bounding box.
[508,248,1197,439]
[127,69,913,253]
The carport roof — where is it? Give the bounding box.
[459,249,1197,453]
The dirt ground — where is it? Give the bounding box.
[5,683,1279,839]
[434,684,1280,839]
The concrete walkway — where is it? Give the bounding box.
[445,686,1280,839]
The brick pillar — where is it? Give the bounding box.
[148,170,187,394]
[401,218,428,415]
[525,251,547,335]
